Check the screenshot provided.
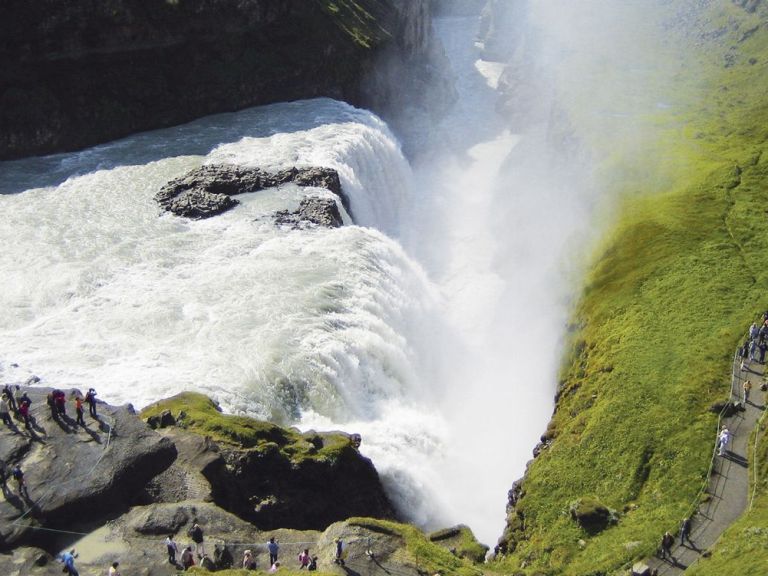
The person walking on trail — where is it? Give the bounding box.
[680,516,693,546]
[267,536,280,565]
[744,380,753,404]
[188,522,205,558]
[660,531,674,559]
[181,546,195,571]
[85,388,98,418]
[0,393,12,427]
[165,534,179,564]
[60,549,79,576]
[718,426,732,456]
[750,322,759,340]
[108,561,121,576]
[298,548,311,569]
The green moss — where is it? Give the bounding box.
[140,392,350,463]
[494,1,768,574]
[313,0,391,49]
[347,518,486,576]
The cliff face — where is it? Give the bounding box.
[0,0,433,159]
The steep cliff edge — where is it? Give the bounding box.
[487,0,768,574]
[0,0,436,159]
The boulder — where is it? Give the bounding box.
[428,524,488,563]
[155,164,347,220]
[569,496,617,534]
[274,196,344,229]
[0,387,176,550]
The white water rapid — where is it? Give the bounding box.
[0,14,596,546]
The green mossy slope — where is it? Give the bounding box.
[497,1,768,574]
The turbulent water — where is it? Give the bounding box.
[0,16,595,545]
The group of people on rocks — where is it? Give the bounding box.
[164,525,328,572]
[0,384,99,432]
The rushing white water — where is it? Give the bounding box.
[0,13,597,547]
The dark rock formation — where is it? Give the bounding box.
[155,164,346,220]
[204,434,393,531]
[0,386,176,549]
[274,196,344,229]
[0,0,435,160]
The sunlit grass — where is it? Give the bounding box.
[495,1,768,573]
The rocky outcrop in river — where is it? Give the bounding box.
[155,164,346,221]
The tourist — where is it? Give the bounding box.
[181,546,195,570]
[717,426,731,456]
[243,549,256,570]
[0,393,12,426]
[166,534,179,564]
[334,538,345,566]
[85,388,98,418]
[60,549,79,576]
[74,394,85,425]
[267,536,279,565]
[298,548,311,569]
[189,522,205,558]
[660,531,674,559]
[744,380,752,404]
[12,464,27,497]
[750,322,759,340]
[108,561,121,576]
[680,516,693,546]
[2,384,16,414]
[308,556,318,571]
[17,398,30,429]
[54,389,66,416]
[47,392,58,420]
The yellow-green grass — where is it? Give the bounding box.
[497,2,768,574]
[140,392,351,463]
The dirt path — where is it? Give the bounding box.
[644,356,766,575]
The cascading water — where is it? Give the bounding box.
[0,11,598,547]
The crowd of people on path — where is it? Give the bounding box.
[160,525,328,572]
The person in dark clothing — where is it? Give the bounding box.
[680,517,693,546]
[660,531,674,559]
[189,522,205,558]
[267,537,279,566]
[85,388,98,417]
[2,384,17,414]
[47,393,58,420]
[54,390,66,416]
[334,539,345,566]
[166,535,178,565]
[12,465,27,497]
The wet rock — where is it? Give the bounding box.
[274,196,344,229]
[0,387,176,549]
[156,164,347,220]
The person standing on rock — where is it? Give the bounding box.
[267,537,279,566]
[12,464,27,497]
[74,394,85,426]
[60,549,79,576]
[680,516,693,546]
[660,531,674,559]
[166,534,179,565]
[189,522,205,558]
[334,538,345,566]
[85,388,98,418]
[2,384,17,414]
[17,397,31,429]
[0,392,12,427]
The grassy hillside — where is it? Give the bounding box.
[496,1,768,574]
